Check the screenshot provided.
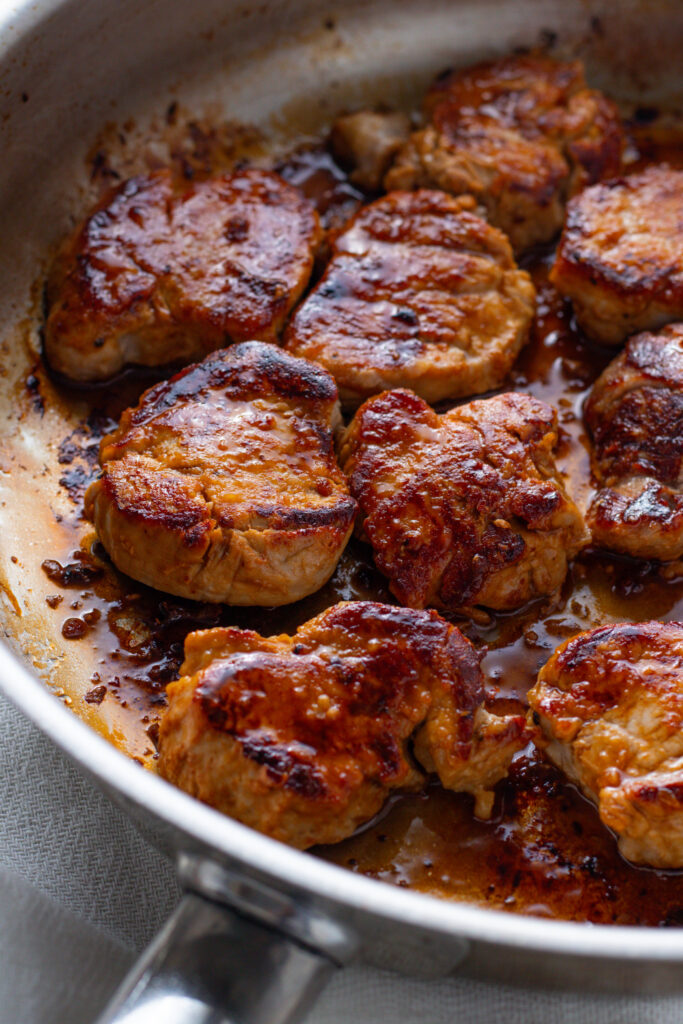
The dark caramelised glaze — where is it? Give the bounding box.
[276,144,366,234]
[284,189,535,407]
[550,167,683,345]
[159,602,525,847]
[23,129,683,925]
[323,755,683,926]
[386,55,624,252]
[341,389,588,612]
[585,325,683,560]
[44,168,322,381]
[84,342,356,605]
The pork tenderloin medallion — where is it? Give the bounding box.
[584,324,683,560]
[551,167,683,346]
[284,189,535,408]
[528,620,683,869]
[158,601,529,846]
[385,55,624,252]
[84,342,356,605]
[44,168,322,381]
[340,389,589,613]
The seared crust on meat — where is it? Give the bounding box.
[386,55,623,252]
[84,342,356,604]
[551,167,683,345]
[528,621,683,868]
[340,389,589,613]
[284,190,535,407]
[585,324,683,559]
[44,169,321,381]
[158,601,528,846]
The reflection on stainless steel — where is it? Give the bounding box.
[96,892,335,1024]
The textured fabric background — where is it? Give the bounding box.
[2,690,683,1024]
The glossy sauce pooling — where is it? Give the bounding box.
[28,126,683,923]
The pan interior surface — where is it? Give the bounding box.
[2,0,683,989]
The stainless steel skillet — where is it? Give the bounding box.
[2,0,683,1020]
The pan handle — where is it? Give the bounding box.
[94,891,335,1024]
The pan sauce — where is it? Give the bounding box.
[10,116,683,926]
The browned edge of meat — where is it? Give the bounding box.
[584,323,683,559]
[528,620,683,868]
[285,188,535,408]
[158,601,529,847]
[44,168,322,381]
[550,167,683,346]
[340,388,589,614]
[385,54,624,252]
[84,341,356,605]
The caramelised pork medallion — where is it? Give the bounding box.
[385,55,623,252]
[44,168,321,381]
[341,389,589,614]
[551,167,683,346]
[585,324,683,560]
[158,601,529,847]
[529,621,683,869]
[284,189,535,408]
[84,342,356,605]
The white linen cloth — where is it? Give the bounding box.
[1,690,683,1024]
